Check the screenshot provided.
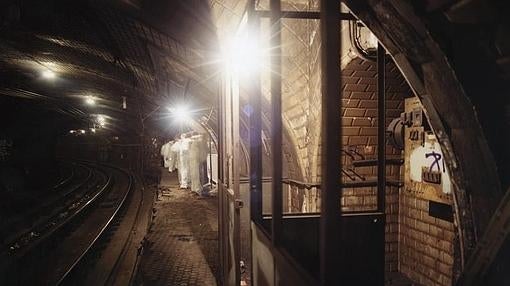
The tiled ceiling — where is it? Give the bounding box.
[0,0,221,133]
[0,0,360,136]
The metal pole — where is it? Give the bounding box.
[377,43,386,213]
[209,136,212,185]
[320,0,341,285]
[270,0,283,247]
[377,43,387,285]
[217,59,226,284]
[248,0,263,224]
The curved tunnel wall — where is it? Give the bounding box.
[342,2,507,282]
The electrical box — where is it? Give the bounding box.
[404,98,453,204]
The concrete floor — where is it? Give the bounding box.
[136,169,219,286]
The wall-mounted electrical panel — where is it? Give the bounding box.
[403,98,453,205]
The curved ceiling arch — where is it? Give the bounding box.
[343,0,504,275]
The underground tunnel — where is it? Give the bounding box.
[1,0,510,285]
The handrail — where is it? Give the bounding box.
[239,177,287,183]
[281,178,403,189]
[352,158,403,167]
[241,175,403,189]
[282,179,320,189]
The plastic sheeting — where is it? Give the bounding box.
[189,134,209,195]
[161,140,177,171]
[160,133,210,195]
[177,137,191,189]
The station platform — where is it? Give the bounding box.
[135,168,219,285]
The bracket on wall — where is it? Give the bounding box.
[235,199,244,209]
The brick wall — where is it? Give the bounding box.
[285,57,408,271]
[283,57,408,272]
[272,14,458,279]
[278,17,322,181]
[399,193,455,285]
[339,58,408,274]
[338,59,456,285]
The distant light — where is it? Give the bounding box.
[41,70,56,79]
[90,128,96,133]
[80,129,86,134]
[69,130,75,134]
[85,96,96,106]
[122,96,127,110]
[97,114,106,127]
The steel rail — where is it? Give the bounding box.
[2,166,111,260]
[0,162,95,252]
[55,164,135,285]
[104,173,143,286]
[51,162,76,190]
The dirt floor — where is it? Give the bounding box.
[136,170,219,286]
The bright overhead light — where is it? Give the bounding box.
[41,70,56,79]
[85,96,96,106]
[223,31,263,73]
[168,104,191,123]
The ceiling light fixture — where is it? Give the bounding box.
[168,104,191,123]
[223,30,263,73]
[85,96,96,106]
[41,69,56,80]
[97,114,106,127]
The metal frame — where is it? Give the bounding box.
[247,0,263,229]
[245,1,390,285]
[218,47,242,285]
[270,0,283,247]
[319,1,342,284]
[377,43,386,213]
[246,0,349,285]
[255,10,355,20]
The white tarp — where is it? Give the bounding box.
[177,137,191,189]
[189,134,209,195]
[161,133,210,195]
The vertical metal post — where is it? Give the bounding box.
[377,43,386,213]
[270,0,283,247]
[232,62,242,286]
[320,0,341,285]
[217,63,226,285]
[209,136,212,184]
[248,1,263,224]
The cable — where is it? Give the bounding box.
[349,20,377,62]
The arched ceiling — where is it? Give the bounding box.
[0,0,510,197]
[0,0,221,135]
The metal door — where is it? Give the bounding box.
[218,63,241,286]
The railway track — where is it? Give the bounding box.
[0,162,93,246]
[0,161,143,286]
